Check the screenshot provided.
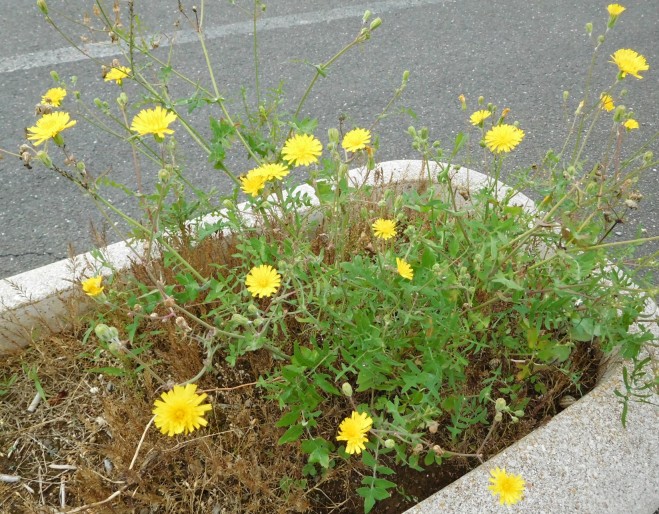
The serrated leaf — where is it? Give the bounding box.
[277,424,303,445]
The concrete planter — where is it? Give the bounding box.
[1,160,657,513]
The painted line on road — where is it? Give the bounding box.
[0,0,450,74]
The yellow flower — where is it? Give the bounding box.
[484,124,525,154]
[104,65,131,85]
[610,49,649,79]
[488,467,526,506]
[254,162,290,181]
[240,169,268,197]
[152,384,212,437]
[27,111,77,146]
[41,87,66,107]
[458,94,466,110]
[281,134,322,166]
[342,128,371,152]
[607,3,625,16]
[396,258,413,280]
[623,119,639,130]
[599,93,615,112]
[130,105,177,139]
[81,275,104,297]
[336,411,372,455]
[470,110,491,126]
[372,218,397,240]
[245,265,281,298]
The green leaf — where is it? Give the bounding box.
[491,272,524,291]
[277,424,304,445]
[86,366,128,377]
[276,409,301,428]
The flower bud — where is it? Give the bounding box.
[495,398,507,412]
[37,0,48,15]
[514,410,525,418]
[362,10,372,23]
[338,163,349,179]
[384,439,395,449]
[597,34,605,44]
[247,303,259,315]
[369,18,382,31]
[511,416,519,423]
[494,412,503,422]
[407,126,417,137]
[613,105,626,122]
[327,127,339,144]
[402,70,410,83]
[95,323,119,344]
[116,92,128,107]
[563,90,569,102]
[50,70,59,82]
[231,313,250,325]
[575,100,585,115]
[222,199,235,209]
[158,168,171,182]
[428,421,439,434]
[478,96,485,105]
[341,382,353,397]
[36,151,52,168]
[585,22,592,35]
[93,97,104,109]
[643,151,653,164]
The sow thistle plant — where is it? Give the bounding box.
[2,2,657,513]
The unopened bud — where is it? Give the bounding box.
[494,412,503,422]
[613,105,626,122]
[408,126,417,137]
[563,90,569,102]
[478,96,485,105]
[501,107,510,118]
[597,34,605,44]
[514,410,525,418]
[36,151,52,168]
[338,163,349,178]
[231,313,250,325]
[158,168,171,182]
[384,438,395,449]
[95,323,119,343]
[402,70,410,83]
[222,199,235,209]
[428,421,439,434]
[495,398,507,412]
[327,127,339,144]
[369,18,382,31]
[37,0,48,15]
[585,22,592,35]
[575,100,585,115]
[362,10,372,23]
[341,382,353,397]
[116,92,128,107]
[643,151,653,163]
[247,303,259,315]
[511,416,519,423]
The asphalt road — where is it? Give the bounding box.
[1,0,657,279]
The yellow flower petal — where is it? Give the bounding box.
[484,124,525,153]
[336,411,373,455]
[396,258,414,280]
[27,111,77,146]
[41,87,66,107]
[245,265,281,298]
[342,128,371,152]
[372,218,397,240]
[610,49,649,79]
[130,106,177,139]
[281,134,322,166]
[152,384,213,437]
[81,275,104,297]
[488,467,526,506]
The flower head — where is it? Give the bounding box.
[104,65,131,85]
[488,467,525,505]
[130,105,177,139]
[254,162,290,181]
[470,110,492,126]
[610,49,649,79]
[372,218,397,240]
[623,118,639,130]
[607,4,625,16]
[396,258,414,280]
[41,87,66,107]
[599,93,615,112]
[484,124,525,153]
[81,276,104,297]
[342,128,371,152]
[27,111,77,146]
[152,384,212,437]
[281,134,322,166]
[245,265,281,298]
[336,411,373,455]
[240,169,268,197]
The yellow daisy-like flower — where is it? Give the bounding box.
[130,105,177,139]
[81,275,104,297]
[623,119,639,130]
[245,265,281,298]
[372,218,397,240]
[152,384,212,437]
[599,93,615,112]
[336,411,373,455]
[104,65,131,86]
[240,169,268,197]
[41,87,66,107]
[396,258,414,280]
[607,3,625,16]
[342,128,371,152]
[254,162,290,181]
[488,467,526,506]
[484,124,525,154]
[470,110,492,126]
[27,111,77,146]
[281,134,322,166]
[610,49,649,79]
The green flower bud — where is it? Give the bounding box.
[369,17,382,31]
[37,0,48,15]
[495,398,507,412]
[231,313,250,325]
[478,96,485,105]
[613,105,626,122]
[514,410,525,418]
[49,70,59,83]
[341,382,353,397]
[408,126,417,137]
[362,10,372,23]
[327,127,340,144]
[338,163,349,179]
[597,34,605,44]
[384,439,396,449]
[116,92,128,107]
[563,90,569,102]
[402,70,410,83]
[93,98,104,109]
[511,416,519,423]
[247,303,259,315]
[94,324,120,344]
[643,151,653,164]
[585,22,592,35]
[158,168,171,182]
[222,199,235,209]
[36,151,52,168]
[494,412,503,422]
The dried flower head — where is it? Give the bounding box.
[336,411,373,455]
[152,384,212,437]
